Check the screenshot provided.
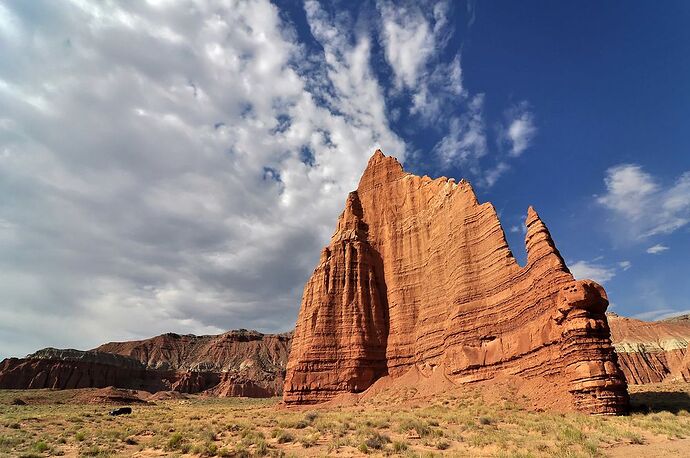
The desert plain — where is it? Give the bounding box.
[2,381,690,457]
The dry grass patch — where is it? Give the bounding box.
[0,383,688,456]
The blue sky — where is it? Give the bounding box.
[1,0,689,358]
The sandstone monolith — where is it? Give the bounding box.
[284,150,629,414]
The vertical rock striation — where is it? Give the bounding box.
[285,192,389,404]
[284,150,629,414]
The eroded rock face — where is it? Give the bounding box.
[608,313,690,384]
[284,150,629,414]
[0,331,291,397]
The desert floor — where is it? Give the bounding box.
[1,382,689,457]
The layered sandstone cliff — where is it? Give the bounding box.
[0,330,291,397]
[284,150,629,414]
[608,313,690,384]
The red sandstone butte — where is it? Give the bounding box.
[284,150,630,414]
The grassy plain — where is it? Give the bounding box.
[1,383,689,457]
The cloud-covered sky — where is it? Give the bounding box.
[1,0,689,358]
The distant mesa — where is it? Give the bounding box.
[0,330,291,397]
[283,149,630,414]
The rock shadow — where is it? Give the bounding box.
[630,390,690,414]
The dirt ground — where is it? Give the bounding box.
[1,382,689,457]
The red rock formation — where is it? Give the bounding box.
[0,354,164,391]
[0,330,291,397]
[608,313,690,384]
[284,150,629,414]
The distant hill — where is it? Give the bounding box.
[0,330,291,397]
[607,312,690,384]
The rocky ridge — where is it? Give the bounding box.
[607,313,690,384]
[0,331,290,397]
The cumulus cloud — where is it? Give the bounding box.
[646,244,669,254]
[569,260,617,284]
[0,0,537,358]
[0,0,405,357]
[597,164,690,239]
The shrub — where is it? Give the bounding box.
[240,429,265,447]
[81,446,110,457]
[204,442,218,456]
[300,433,319,448]
[33,441,49,453]
[358,443,369,454]
[479,416,492,426]
[275,430,294,444]
[294,420,309,429]
[254,438,268,456]
[436,439,450,450]
[202,429,218,442]
[364,432,390,450]
[393,441,408,453]
[165,432,183,450]
[398,418,431,437]
[232,444,251,458]
[559,426,585,444]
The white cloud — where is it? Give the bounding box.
[597,164,690,239]
[0,0,539,357]
[433,94,486,169]
[633,308,690,322]
[410,55,463,121]
[618,260,632,271]
[376,1,531,187]
[633,308,677,321]
[0,0,405,357]
[655,309,690,320]
[646,244,669,254]
[377,2,436,89]
[569,260,617,284]
[377,0,463,124]
[481,161,510,188]
[503,103,536,157]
